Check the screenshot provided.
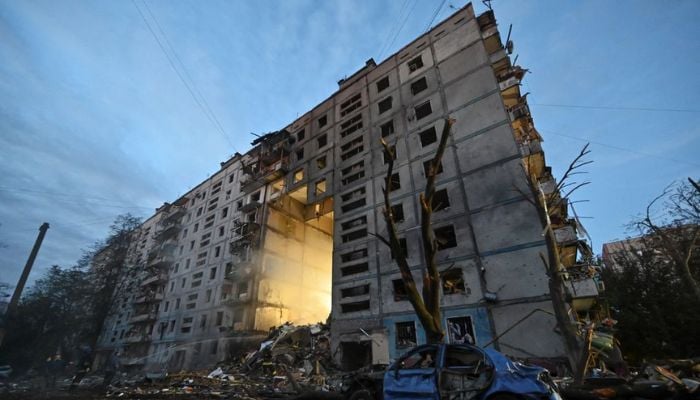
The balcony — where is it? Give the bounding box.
[259,144,289,166]
[129,312,157,324]
[221,292,251,306]
[564,277,600,311]
[554,225,577,245]
[160,205,186,225]
[133,292,164,304]
[140,273,167,287]
[148,254,174,268]
[124,334,150,344]
[120,357,145,366]
[154,223,180,242]
[239,200,262,213]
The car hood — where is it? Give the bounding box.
[483,349,553,397]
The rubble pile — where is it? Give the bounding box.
[103,322,346,399]
[560,358,700,400]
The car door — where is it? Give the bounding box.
[438,344,493,400]
[384,345,440,400]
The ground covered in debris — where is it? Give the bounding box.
[2,323,350,399]
[3,323,699,399]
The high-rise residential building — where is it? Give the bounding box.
[95,3,596,372]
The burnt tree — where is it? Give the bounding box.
[378,118,454,344]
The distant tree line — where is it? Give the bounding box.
[601,179,700,361]
[0,214,141,372]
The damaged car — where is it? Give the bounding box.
[345,343,561,400]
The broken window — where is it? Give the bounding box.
[442,268,466,295]
[376,76,390,92]
[296,148,304,161]
[293,168,304,183]
[396,321,417,348]
[341,284,370,298]
[389,173,401,191]
[318,115,327,128]
[392,279,408,301]
[214,246,220,257]
[447,316,475,344]
[341,215,367,231]
[200,314,207,329]
[380,120,395,137]
[340,114,363,137]
[340,300,370,313]
[390,203,405,222]
[415,101,432,120]
[341,136,364,161]
[238,281,249,297]
[340,93,362,117]
[407,55,424,72]
[392,238,408,259]
[209,267,217,279]
[411,77,428,95]
[435,225,457,250]
[316,155,327,169]
[341,262,369,276]
[432,188,450,211]
[383,145,396,164]
[419,126,437,146]
[342,229,367,243]
[318,134,327,148]
[341,248,368,262]
[297,128,306,141]
[423,159,444,177]
[215,311,223,326]
[210,340,218,355]
[315,179,327,195]
[378,97,393,114]
[221,207,228,218]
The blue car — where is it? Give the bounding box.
[345,343,561,400]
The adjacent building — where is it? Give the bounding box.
[95,3,596,372]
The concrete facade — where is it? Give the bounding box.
[95,3,587,372]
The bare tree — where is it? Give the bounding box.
[520,144,592,381]
[633,179,700,300]
[377,118,453,344]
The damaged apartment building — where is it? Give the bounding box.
[95,2,596,372]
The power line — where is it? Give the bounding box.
[378,0,417,60]
[131,0,237,151]
[140,0,236,153]
[0,187,153,210]
[425,0,448,32]
[531,103,700,113]
[539,129,700,168]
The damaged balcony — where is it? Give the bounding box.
[140,273,167,287]
[221,293,252,307]
[564,277,600,311]
[239,200,262,213]
[154,221,180,242]
[229,222,261,254]
[133,291,164,304]
[123,334,150,344]
[159,204,186,226]
[129,311,157,324]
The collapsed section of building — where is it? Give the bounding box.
[93,2,599,373]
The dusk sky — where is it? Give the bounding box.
[1,0,698,290]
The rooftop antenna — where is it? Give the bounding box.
[482,0,492,10]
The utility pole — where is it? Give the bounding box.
[0,222,49,348]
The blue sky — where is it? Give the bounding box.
[1,0,698,289]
